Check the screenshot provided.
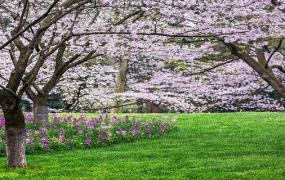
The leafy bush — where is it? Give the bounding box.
[0,114,176,155]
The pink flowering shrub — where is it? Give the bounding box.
[0,114,176,155]
[0,118,5,127]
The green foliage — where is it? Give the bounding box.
[90,56,114,66]
[47,93,64,110]
[0,114,176,155]
[20,100,32,112]
[165,59,188,72]
[135,75,151,82]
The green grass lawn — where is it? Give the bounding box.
[0,112,284,179]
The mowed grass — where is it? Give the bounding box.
[0,112,284,179]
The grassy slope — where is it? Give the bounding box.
[0,112,284,179]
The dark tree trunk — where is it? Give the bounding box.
[33,95,49,128]
[237,54,285,99]
[145,101,163,113]
[2,103,27,167]
[227,44,285,100]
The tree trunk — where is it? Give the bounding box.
[33,95,49,128]
[228,44,285,99]
[3,104,27,167]
[238,54,285,99]
[145,101,163,113]
[112,57,129,113]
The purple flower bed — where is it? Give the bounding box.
[0,114,176,155]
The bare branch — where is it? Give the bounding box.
[30,0,91,48]
[67,51,101,69]
[74,31,216,39]
[265,39,283,68]
[186,58,239,76]
[271,0,282,6]
[0,85,20,100]
[16,0,29,32]
[0,73,8,81]
[271,65,285,73]
[114,9,144,26]
[0,0,60,50]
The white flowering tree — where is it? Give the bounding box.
[0,0,147,167]
[0,0,284,168]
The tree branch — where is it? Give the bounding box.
[186,58,239,76]
[265,39,283,68]
[15,0,29,32]
[0,0,60,50]
[0,85,20,100]
[74,31,216,39]
[271,65,285,73]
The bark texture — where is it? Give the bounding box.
[228,44,285,99]
[6,126,27,168]
[33,95,49,128]
[1,94,27,167]
[112,57,129,113]
[145,101,163,113]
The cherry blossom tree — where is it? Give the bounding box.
[90,0,285,101]
[56,49,285,113]
[0,0,284,168]
[0,0,144,167]
[0,0,97,167]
